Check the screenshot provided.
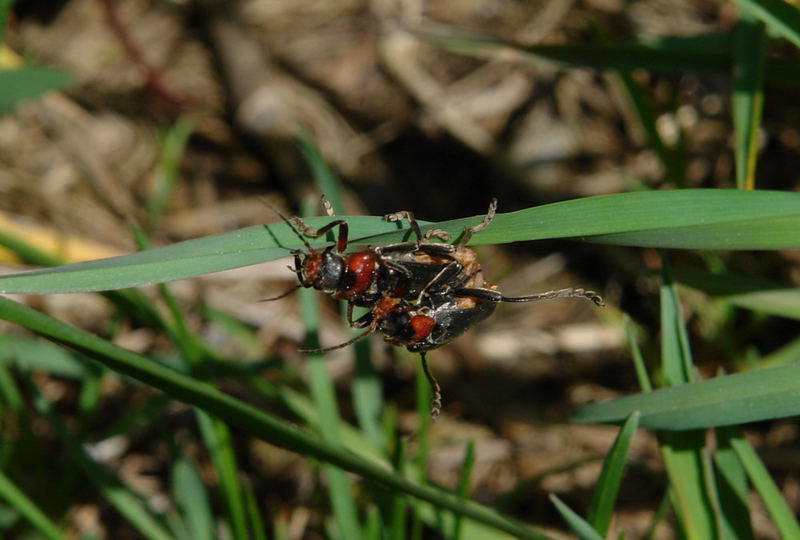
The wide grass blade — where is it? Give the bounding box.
[0,295,553,539]
[586,412,640,536]
[730,434,800,537]
[574,363,800,429]
[0,469,64,540]
[5,190,800,294]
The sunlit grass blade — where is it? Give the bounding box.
[549,494,604,540]
[730,434,800,537]
[673,268,800,320]
[6,190,800,294]
[0,469,64,540]
[28,382,173,540]
[714,427,755,539]
[732,15,767,190]
[171,456,214,540]
[574,363,800,429]
[0,294,553,539]
[734,0,800,48]
[586,412,640,536]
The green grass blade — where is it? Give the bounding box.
[196,412,249,540]
[615,71,685,186]
[714,427,755,539]
[625,316,652,392]
[573,364,800,429]
[0,335,89,378]
[452,441,476,540]
[0,295,553,539]
[586,412,640,536]
[732,16,767,190]
[147,116,195,231]
[0,0,14,42]
[29,383,173,540]
[6,190,800,294]
[730,434,800,537]
[241,477,269,540]
[171,456,215,540]
[0,469,64,540]
[674,268,800,320]
[660,256,694,386]
[300,284,363,540]
[0,67,73,111]
[735,0,800,48]
[549,494,604,540]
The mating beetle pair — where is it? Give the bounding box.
[268,197,603,419]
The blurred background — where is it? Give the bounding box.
[2,0,800,538]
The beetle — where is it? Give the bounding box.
[305,286,604,420]
[264,197,498,327]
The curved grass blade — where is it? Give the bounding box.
[735,0,800,48]
[573,363,800,430]
[5,189,800,294]
[0,469,64,540]
[0,295,552,540]
[586,412,640,536]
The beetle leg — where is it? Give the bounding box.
[455,198,498,249]
[454,286,604,306]
[420,352,442,421]
[423,228,451,242]
[348,304,374,329]
[383,210,424,245]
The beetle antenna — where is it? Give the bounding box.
[259,284,301,302]
[299,328,374,353]
[259,197,314,252]
[420,352,442,421]
[501,288,604,307]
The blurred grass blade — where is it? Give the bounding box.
[574,364,800,429]
[241,477,268,540]
[171,457,214,540]
[0,294,552,540]
[0,67,72,111]
[586,412,640,536]
[0,335,89,378]
[0,469,64,540]
[625,316,652,392]
[299,284,362,540]
[29,383,172,540]
[735,0,800,48]
[615,71,685,186]
[549,494,604,540]
[147,116,195,231]
[732,16,767,190]
[674,268,800,320]
[714,427,755,539]
[297,132,344,214]
[751,335,800,370]
[452,441,476,540]
[7,190,800,294]
[660,255,694,386]
[730,435,800,537]
[421,25,800,86]
[196,412,249,540]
